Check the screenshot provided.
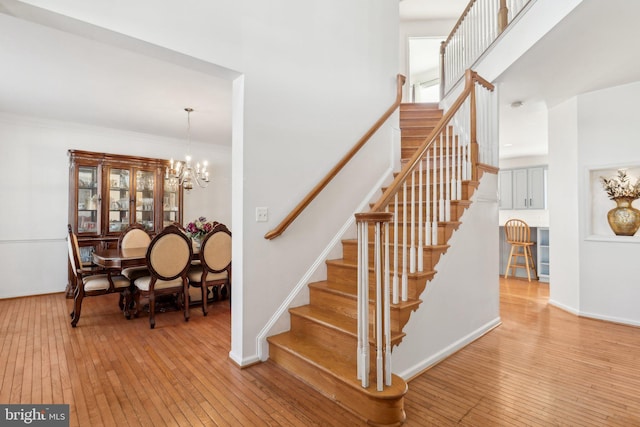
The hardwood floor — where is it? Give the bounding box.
[1,278,639,426]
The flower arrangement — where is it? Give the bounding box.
[185,216,215,240]
[600,169,640,200]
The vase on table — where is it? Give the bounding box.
[192,236,203,249]
[607,197,640,236]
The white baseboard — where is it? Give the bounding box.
[549,299,640,327]
[548,298,579,315]
[397,316,502,381]
[228,350,260,368]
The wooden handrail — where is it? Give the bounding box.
[264,74,406,240]
[370,70,494,213]
[442,0,477,49]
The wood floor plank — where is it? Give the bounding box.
[2,277,640,426]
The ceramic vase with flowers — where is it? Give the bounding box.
[600,169,640,236]
[185,216,215,248]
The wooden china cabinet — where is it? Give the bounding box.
[67,150,184,297]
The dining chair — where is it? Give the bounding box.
[118,223,152,283]
[67,224,130,327]
[187,223,232,316]
[504,219,538,281]
[132,224,193,329]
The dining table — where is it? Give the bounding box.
[92,244,200,270]
[92,244,201,316]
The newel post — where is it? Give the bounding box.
[469,73,479,182]
[355,211,393,391]
[498,0,508,33]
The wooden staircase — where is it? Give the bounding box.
[267,102,480,426]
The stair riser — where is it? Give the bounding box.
[326,263,432,300]
[400,120,440,130]
[365,222,459,246]
[309,287,418,333]
[382,202,469,223]
[400,127,437,137]
[289,314,404,357]
[342,241,447,271]
[290,315,358,356]
[385,182,478,201]
[268,345,406,426]
[401,134,458,145]
[400,110,442,119]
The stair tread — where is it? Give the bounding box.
[327,258,437,277]
[400,102,440,108]
[309,280,423,310]
[290,305,406,339]
[341,238,450,250]
[371,200,472,206]
[268,332,408,398]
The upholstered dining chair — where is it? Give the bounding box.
[504,218,538,281]
[118,223,152,283]
[67,224,130,327]
[132,224,193,329]
[187,223,232,316]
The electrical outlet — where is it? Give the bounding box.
[256,207,268,222]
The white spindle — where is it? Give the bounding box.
[393,194,399,304]
[357,220,369,387]
[457,132,462,199]
[383,221,391,387]
[451,129,458,201]
[425,149,431,246]
[445,126,451,221]
[439,135,445,221]
[432,141,438,245]
[374,222,383,391]
[410,171,416,274]
[418,160,424,272]
[401,182,408,301]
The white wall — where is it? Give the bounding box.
[549,81,640,325]
[576,81,640,325]
[548,98,580,313]
[0,112,231,299]
[395,173,500,379]
[11,0,401,365]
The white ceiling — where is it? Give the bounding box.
[496,0,640,158]
[3,1,639,160]
[0,1,469,149]
[400,0,469,21]
[0,4,233,145]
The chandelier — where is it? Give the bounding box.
[166,107,210,191]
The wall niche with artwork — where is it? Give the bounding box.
[588,165,640,239]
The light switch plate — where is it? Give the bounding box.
[256,207,268,222]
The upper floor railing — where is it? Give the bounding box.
[440,0,532,97]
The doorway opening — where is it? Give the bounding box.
[408,37,445,103]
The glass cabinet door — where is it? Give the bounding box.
[163,177,180,227]
[107,168,131,233]
[135,169,155,231]
[77,166,100,234]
